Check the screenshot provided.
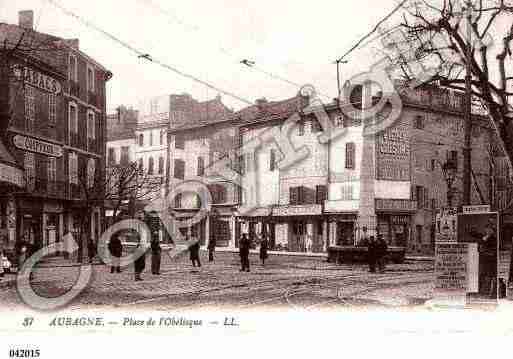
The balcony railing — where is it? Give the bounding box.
[25,176,69,199]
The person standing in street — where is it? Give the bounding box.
[367,235,377,273]
[108,232,123,273]
[151,235,162,275]
[134,236,148,281]
[189,236,201,268]
[376,234,388,273]
[259,233,268,266]
[478,223,498,298]
[207,235,216,263]
[239,233,250,272]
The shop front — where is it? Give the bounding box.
[375,199,416,247]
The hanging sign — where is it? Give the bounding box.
[13,135,63,157]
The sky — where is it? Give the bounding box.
[0,0,508,113]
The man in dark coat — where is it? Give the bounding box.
[150,235,162,275]
[367,236,377,273]
[376,234,388,273]
[108,232,123,273]
[259,234,268,266]
[479,224,498,298]
[134,240,147,281]
[189,237,201,268]
[207,236,216,262]
[239,233,250,272]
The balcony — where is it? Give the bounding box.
[25,176,68,200]
[69,81,80,98]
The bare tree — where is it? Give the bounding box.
[71,161,162,262]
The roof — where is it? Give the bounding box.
[169,96,234,132]
[236,95,309,128]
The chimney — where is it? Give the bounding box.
[64,39,80,50]
[18,10,34,30]
[255,98,267,111]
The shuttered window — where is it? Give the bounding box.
[197,157,205,176]
[316,185,327,204]
[174,159,185,179]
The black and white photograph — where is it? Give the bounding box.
[1,0,513,356]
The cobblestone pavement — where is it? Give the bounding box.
[0,251,435,311]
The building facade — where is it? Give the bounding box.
[0,11,111,255]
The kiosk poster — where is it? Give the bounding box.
[435,207,458,243]
[435,243,468,293]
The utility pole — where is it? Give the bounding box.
[462,1,473,205]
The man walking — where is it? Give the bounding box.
[134,237,148,281]
[367,235,377,273]
[239,233,250,272]
[189,236,201,268]
[259,233,268,266]
[108,232,123,273]
[207,235,216,262]
[376,234,388,273]
[150,235,162,275]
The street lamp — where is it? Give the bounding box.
[442,159,458,207]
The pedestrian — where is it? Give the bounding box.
[367,235,377,273]
[151,235,162,275]
[0,248,5,279]
[134,237,148,282]
[189,236,201,268]
[259,233,268,266]
[376,234,388,273]
[239,233,250,272]
[108,231,123,273]
[478,223,498,298]
[87,239,96,264]
[18,244,27,271]
[207,236,216,262]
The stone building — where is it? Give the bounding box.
[0,10,111,255]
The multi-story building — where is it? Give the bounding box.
[0,10,111,253]
[166,94,235,247]
[106,105,137,167]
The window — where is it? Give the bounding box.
[345,142,355,169]
[431,198,437,210]
[138,158,143,172]
[175,193,182,208]
[341,184,353,200]
[86,158,96,188]
[148,157,154,175]
[120,147,129,165]
[174,159,185,179]
[270,149,276,171]
[138,134,144,147]
[415,185,429,209]
[48,157,56,182]
[414,115,424,129]
[87,111,95,139]
[449,150,458,170]
[298,120,305,136]
[25,85,35,132]
[24,152,35,188]
[237,155,245,175]
[197,157,205,176]
[149,131,153,146]
[68,55,77,81]
[160,130,165,146]
[48,93,57,125]
[316,185,327,204]
[68,102,78,134]
[416,225,423,243]
[158,156,164,174]
[69,152,78,184]
[108,147,116,166]
[175,135,185,149]
[87,65,95,92]
[290,186,310,205]
[431,159,436,171]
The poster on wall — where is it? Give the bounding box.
[435,207,458,243]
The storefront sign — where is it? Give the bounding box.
[375,199,417,212]
[462,205,491,214]
[13,135,63,157]
[273,204,322,217]
[13,66,62,94]
[0,163,24,187]
[435,243,468,292]
[375,116,410,181]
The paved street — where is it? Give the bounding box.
[0,251,435,311]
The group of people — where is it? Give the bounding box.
[365,234,388,273]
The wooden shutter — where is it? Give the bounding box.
[290,187,298,205]
[316,185,327,204]
[345,142,355,169]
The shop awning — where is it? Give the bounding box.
[0,138,24,188]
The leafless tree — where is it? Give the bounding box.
[71,161,162,262]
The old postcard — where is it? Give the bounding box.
[1,0,513,356]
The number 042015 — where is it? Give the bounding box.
[9,349,40,358]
